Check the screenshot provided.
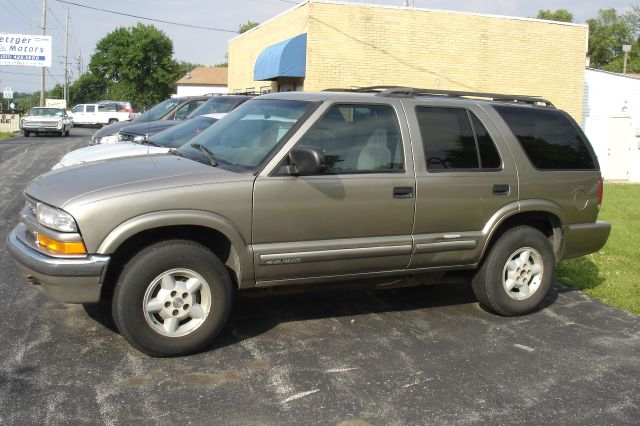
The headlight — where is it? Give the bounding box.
[100,134,118,144]
[36,203,78,232]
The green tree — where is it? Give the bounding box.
[587,8,633,69]
[239,21,259,34]
[69,72,109,106]
[88,23,180,108]
[536,9,573,22]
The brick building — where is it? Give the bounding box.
[228,0,588,120]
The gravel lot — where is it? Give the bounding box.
[0,128,638,425]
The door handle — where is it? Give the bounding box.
[493,184,510,196]
[393,186,414,199]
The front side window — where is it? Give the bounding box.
[179,99,316,170]
[86,105,96,113]
[72,105,83,113]
[416,107,502,171]
[494,105,596,170]
[294,103,404,174]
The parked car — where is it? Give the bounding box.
[68,103,132,127]
[6,88,611,357]
[52,114,224,169]
[90,96,209,145]
[20,107,73,137]
[91,95,251,145]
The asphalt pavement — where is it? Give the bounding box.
[0,128,638,425]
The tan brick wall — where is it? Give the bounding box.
[229,1,587,120]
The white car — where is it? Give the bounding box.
[52,114,224,169]
[68,103,132,126]
[20,107,73,137]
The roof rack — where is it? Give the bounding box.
[323,86,554,107]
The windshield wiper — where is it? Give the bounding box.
[169,148,183,157]
[190,143,218,167]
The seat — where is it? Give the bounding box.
[356,128,391,170]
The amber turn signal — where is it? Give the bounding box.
[36,233,87,255]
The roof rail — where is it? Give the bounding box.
[323,86,554,107]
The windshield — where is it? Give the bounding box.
[133,98,182,122]
[150,116,217,149]
[186,97,247,119]
[179,99,315,170]
[31,108,63,117]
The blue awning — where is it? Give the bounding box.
[253,33,307,81]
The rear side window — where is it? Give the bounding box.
[494,106,596,170]
[416,107,501,171]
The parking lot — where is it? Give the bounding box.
[0,127,638,425]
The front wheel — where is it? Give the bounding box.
[112,240,233,357]
[23,130,30,137]
[472,226,555,316]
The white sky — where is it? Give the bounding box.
[0,0,638,93]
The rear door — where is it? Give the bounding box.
[405,101,518,268]
[252,101,416,285]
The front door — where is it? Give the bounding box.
[252,102,415,285]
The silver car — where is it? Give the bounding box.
[20,107,73,137]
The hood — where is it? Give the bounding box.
[119,120,178,136]
[53,143,169,169]
[27,154,240,209]
[24,115,60,121]
[92,120,135,140]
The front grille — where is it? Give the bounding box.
[24,121,57,128]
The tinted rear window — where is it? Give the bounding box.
[494,106,596,170]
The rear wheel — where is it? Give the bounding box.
[112,239,233,357]
[472,226,554,316]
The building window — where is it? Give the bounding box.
[260,86,271,94]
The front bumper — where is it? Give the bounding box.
[6,225,110,303]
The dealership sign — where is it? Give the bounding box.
[0,34,52,67]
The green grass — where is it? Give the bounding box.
[556,183,640,314]
[0,132,14,139]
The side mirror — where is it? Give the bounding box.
[287,147,326,175]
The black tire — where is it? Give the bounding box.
[23,130,30,137]
[112,239,233,357]
[64,129,70,136]
[472,226,555,316]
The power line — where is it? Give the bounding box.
[0,1,37,27]
[0,70,65,77]
[53,0,238,33]
[46,68,61,85]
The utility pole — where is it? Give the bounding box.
[78,49,83,76]
[64,7,69,105]
[623,44,632,75]
[40,0,47,106]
